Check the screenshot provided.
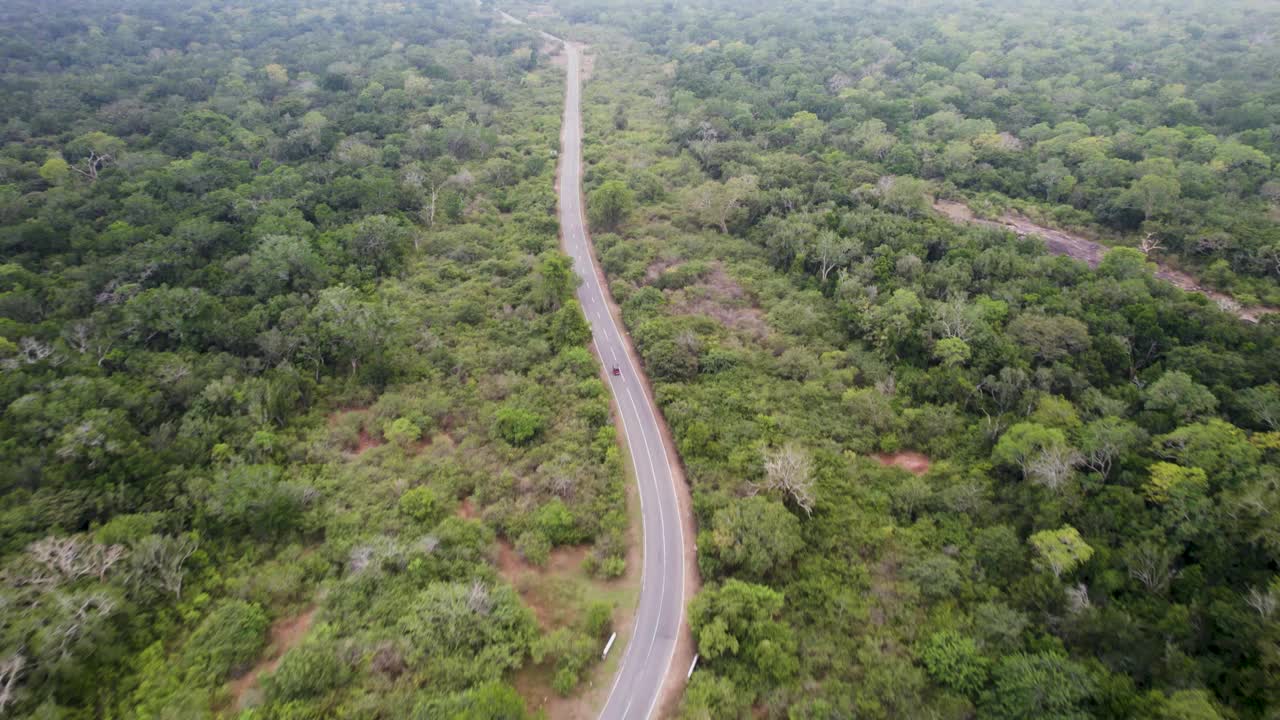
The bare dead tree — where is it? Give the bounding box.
[1125,542,1178,595]
[751,444,816,516]
[466,580,492,614]
[130,535,197,599]
[1246,585,1278,619]
[1066,583,1092,614]
[27,537,94,584]
[1028,444,1083,493]
[63,321,94,355]
[52,593,116,659]
[17,338,53,365]
[25,537,129,587]
[1139,232,1164,256]
[933,292,975,342]
[71,151,112,182]
[0,654,24,715]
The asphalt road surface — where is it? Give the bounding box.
[552,37,686,720]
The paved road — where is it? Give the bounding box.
[551,36,686,720]
[483,7,687,714]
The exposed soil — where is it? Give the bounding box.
[496,540,593,629]
[353,428,383,454]
[934,199,1278,323]
[327,407,384,455]
[227,606,317,708]
[456,496,479,519]
[501,534,640,719]
[873,451,932,476]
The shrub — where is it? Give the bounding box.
[384,417,421,446]
[182,600,270,682]
[264,641,349,701]
[494,406,545,446]
[584,602,613,639]
[920,630,990,695]
[515,530,551,566]
[533,499,581,545]
[599,556,626,579]
[552,667,578,696]
[399,486,441,525]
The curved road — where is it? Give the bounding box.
[486,7,688,715]
[552,33,686,720]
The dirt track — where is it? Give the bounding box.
[934,200,1276,323]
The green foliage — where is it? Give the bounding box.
[384,417,422,447]
[181,600,269,683]
[1029,526,1095,579]
[398,486,441,525]
[980,653,1097,720]
[532,499,583,545]
[919,631,990,696]
[493,405,546,446]
[583,602,613,639]
[700,496,802,582]
[589,180,636,231]
[414,682,528,720]
[398,582,537,690]
[264,640,350,702]
[550,300,592,350]
[679,673,751,719]
[574,14,1280,707]
[0,0,626,714]
[1144,371,1218,423]
[515,530,551,566]
[689,580,798,694]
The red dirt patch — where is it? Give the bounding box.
[456,497,479,519]
[935,199,1277,323]
[495,540,591,629]
[353,428,382,454]
[327,407,384,455]
[227,606,317,708]
[873,451,932,476]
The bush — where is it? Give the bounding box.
[599,556,626,579]
[494,405,545,446]
[920,630,990,696]
[552,667,578,696]
[528,499,573,545]
[182,600,270,682]
[384,417,421,446]
[515,530,551,566]
[264,641,349,701]
[399,486,441,525]
[584,602,613,639]
[94,512,165,546]
[415,682,528,719]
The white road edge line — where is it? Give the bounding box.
[544,34,687,720]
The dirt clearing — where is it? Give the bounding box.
[873,451,932,475]
[227,606,317,709]
[934,199,1276,323]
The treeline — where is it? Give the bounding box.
[559,0,1280,305]
[1,0,619,716]
[570,6,1280,719]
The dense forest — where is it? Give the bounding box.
[546,0,1280,717]
[5,0,1280,718]
[0,0,625,717]
[563,0,1280,307]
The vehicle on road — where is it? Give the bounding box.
[612,366,621,376]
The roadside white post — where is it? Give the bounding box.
[687,654,699,679]
[602,632,617,660]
